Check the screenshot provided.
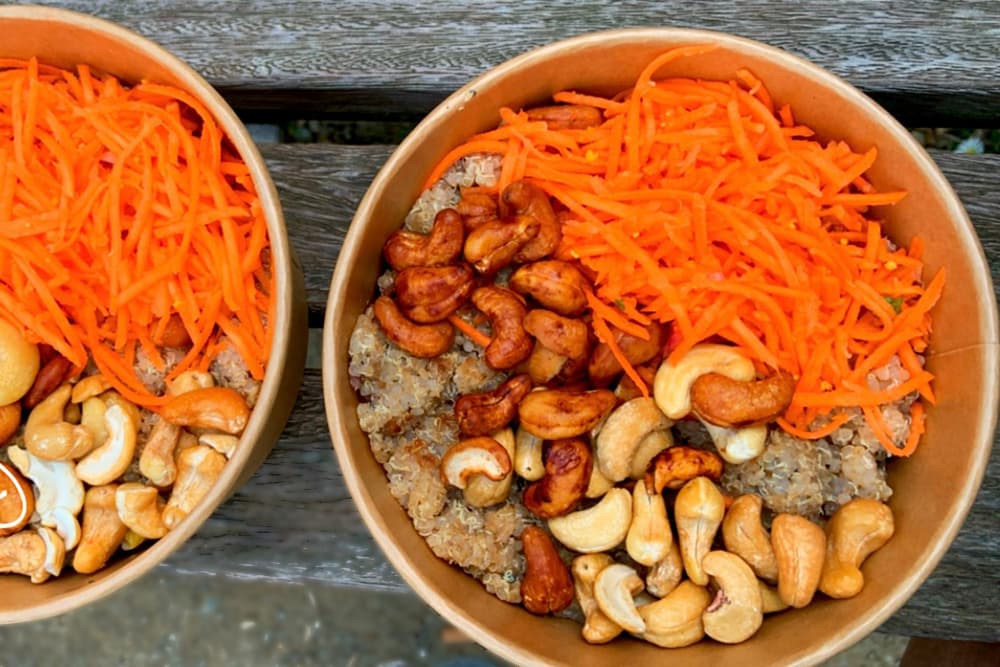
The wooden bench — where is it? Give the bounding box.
[45,0,999,645]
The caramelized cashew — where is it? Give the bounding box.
[463,216,540,274]
[645,446,724,493]
[470,286,532,370]
[454,374,533,437]
[522,438,592,518]
[501,181,561,263]
[394,264,475,323]
[373,296,454,358]
[521,525,574,615]
[691,372,795,428]
[455,189,498,230]
[509,260,590,316]
[525,104,603,130]
[518,387,616,439]
[523,309,590,360]
[383,208,465,270]
[589,321,666,386]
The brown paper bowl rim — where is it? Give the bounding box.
[0,6,304,624]
[326,27,997,666]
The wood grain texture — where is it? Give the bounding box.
[163,145,1000,640]
[35,0,1000,124]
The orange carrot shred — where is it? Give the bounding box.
[448,314,491,348]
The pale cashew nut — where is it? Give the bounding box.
[162,445,227,530]
[518,388,616,440]
[166,370,216,396]
[513,425,544,481]
[520,525,574,615]
[8,445,84,549]
[116,483,168,539]
[161,386,250,436]
[80,396,108,452]
[75,402,138,486]
[70,374,112,403]
[721,494,778,582]
[701,550,764,644]
[819,498,894,599]
[0,318,40,405]
[595,397,672,482]
[571,554,622,644]
[636,580,711,648]
[674,476,725,586]
[0,527,65,583]
[24,384,94,461]
[646,538,684,598]
[139,418,182,487]
[585,463,614,499]
[463,428,516,508]
[653,344,755,419]
[439,436,512,494]
[594,563,646,634]
[772,514,827,608]
[121,529,146,552]
[547,487,631,553]
[701,421,768,465]
[626,479,672,567]
[759,581,789,614]
[198,433,240,459]
[629,429,673,480]
[72,484,128,574]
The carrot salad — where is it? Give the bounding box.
[0,58,273,408]
[427,44,942,456]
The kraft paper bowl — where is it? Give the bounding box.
[325,29,998,666]
[0,6,306,623]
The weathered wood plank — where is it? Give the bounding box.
[35,0,1000,124]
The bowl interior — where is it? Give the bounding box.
[0,7,306,623]
[325,29,998,666]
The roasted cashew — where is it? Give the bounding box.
[0,318,40,405]
[572,554,622,644]
[526,341,588,386]
[0,527,64,583]
[523,309,589,360]
[80,396,108,453]
[162,445,227,530]
[701,550,764,644]
[24,384,94,461]
[76,401,138,486]
[637,580,711,648]
[626,478,672,567]
[653,344,755,419]
[166,370,216,396]
[455,374,532,437]
[691,372,795,428]
[513,425,544,481]
[0,402,20,446]
[646,538,684,598]
[463,216,540,274]
[525,104,603,130]
[645,445,724,493]
[614,362,659,403]
[589,322,666,386]
[595,397,672,482]
[701,421,769,465]
[0,461,34,537]
[594,563,646,634]
[383,207,465,270]
[161,386,250,435]
[509,260,590,317]
[73,484,128,574]
[22,354,71,409]
[139,418,182,487]
[759,581,789,614]
[455,190,498,230]
[116,482,168,539]
[522,438,592,518]
[520,525,574,615]
[772,513,827,608]
[629,429,673,480]
[500,180,561,263]
[395,264,475,323]
[440,436,512,491]
[463,428,516,508]
[198,433,239,459]
[470,286,532,370]
[373,295,455,358]
[548,487,631,553]
[722,494,778,583]
[8,445,84,549]
[70,374,112,403]
[674,476,725,586]
[518,387,616,440]
[819,498,894,599]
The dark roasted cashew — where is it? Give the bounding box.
[510,260,590,317]
[589,321,666,386]
[373,296,455,358]
[470,286,532,370]
[501,181,561,263]
[518,387,616,439]
[691,372,795,428]
[383,208,465,270]
[455,189,498,230]
[463,216,540,274]
[394,264,475,323]
[525,104,603,130]
[523,438,593,518]
[521,525,574,615]
[454,374,533,437]
[645,446,724,493]
[523,309,590,360]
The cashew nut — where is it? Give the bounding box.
[759,581,789,614]
[595,397,672,481]
[626,479,672,567]
[198,433,240,459]
[470,286,533,370]
[701,550,764,644]
[513,425,544,481]
[585,463,614,499]
[636,580,711,648]
[819,498,894,599]
[653,344,755,419]
[629,429,673,480]
[0,527,64,583]
[674,476,725,586]
[772,513,827,608]
[7,445,84,549]
[701,421,768,465]
[0,402,20,446]
[518,387,616,440]
[75,401,138,486]
[116,482,168,539]
[161,386,250,436]
[594,563,646,634]
[509,260,590,317]
[589,322,665,387]
[520,525,574,615]
[455,374,532,437]
[73,485,128,574]
[23,384,94,461]
[121,529,146,552]
[646,538,684,598]
[645,446,724,493]
[455,190,498,230]
[463,428,516,508]
[139,418,182,487]
[0,461,34,537]
[439,436,512,494]
[523,309,589,361]
[571,554,622,644]
[70,374,112,403]
[394,264,475,323]
[547,487,631,553]
[464,216,540,275]
[523,438,592,518]
[501,180,561,263]
[691,372,795,428]
[722,494,778,583]
[383,207,465,270]
[373,295,455,358]
[162,445,227,530]
[80,396,108,452]
[166,370,215,396]
[0,318,40,405]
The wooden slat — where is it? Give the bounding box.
[161,144,1000,641]
[36,0,1000,125]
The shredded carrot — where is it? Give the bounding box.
[0,59,272,408]
[426,45,944,455]
[448,314,492,348]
